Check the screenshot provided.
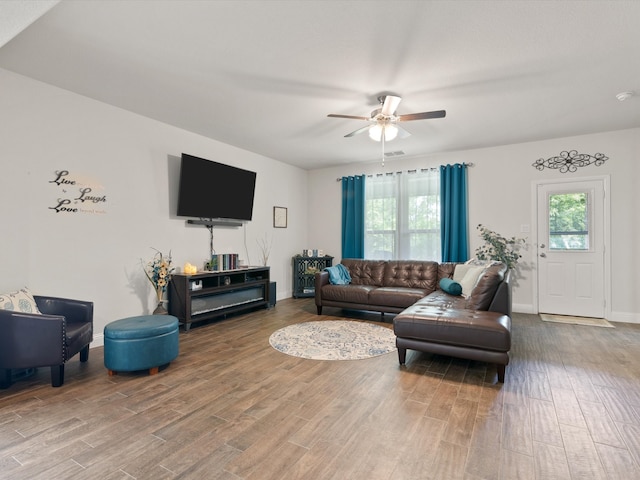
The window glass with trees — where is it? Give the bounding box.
[364,170,441,260]
[548,192,590,250]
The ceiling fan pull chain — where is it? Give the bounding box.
[381,128,385,167]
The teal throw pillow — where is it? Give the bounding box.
[439,277,463,296]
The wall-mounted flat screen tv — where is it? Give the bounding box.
[176,153,257,221]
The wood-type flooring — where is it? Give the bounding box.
[0,298,639,479]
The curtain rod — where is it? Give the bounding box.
[336,163,474,181]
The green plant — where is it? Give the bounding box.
[475,224,525,270]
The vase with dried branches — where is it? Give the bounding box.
[257,233,273,266]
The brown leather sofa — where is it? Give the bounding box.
[315,259,512,382]
[315,260,450,316]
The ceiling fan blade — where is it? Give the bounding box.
[396,125,411,139]
[328,114,370,120]
[397,110,446,122]
[344,125,372,137]
[380,95,402,116]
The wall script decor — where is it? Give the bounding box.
[532,150,609,173]
[48,170,108,214]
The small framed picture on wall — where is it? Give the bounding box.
[273,206,287,228]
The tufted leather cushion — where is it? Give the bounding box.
[321,284,375,304]
[341,259,386,286]
[393,304,511,352]
[465,263,507,311]
[369,287,428,308]
[382,261,439,290]
[438,262,458,282]
[415,290,468,310]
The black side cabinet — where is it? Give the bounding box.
[292,255,333,298]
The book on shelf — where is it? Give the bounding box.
[209,253,239,271]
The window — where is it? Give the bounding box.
[364,170,441,260]
[548,191,590,250]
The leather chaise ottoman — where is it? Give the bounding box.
[104,315,179,376]
[393,304,511,382]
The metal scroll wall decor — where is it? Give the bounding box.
[532,150,609,173]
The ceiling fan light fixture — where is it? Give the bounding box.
[385,124,398,141]
[368,123,398,142]
[368,124,383,141]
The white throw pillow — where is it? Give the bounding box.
[457,265,486,297]
[0,287,41,314]
[453,264,472,282]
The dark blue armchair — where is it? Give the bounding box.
[0,295,93,388]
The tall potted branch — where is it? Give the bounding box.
[475,224,525,270]
[257,233,273,266]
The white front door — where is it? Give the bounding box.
[536,178,606,318]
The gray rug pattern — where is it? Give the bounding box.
[269,320,397,361]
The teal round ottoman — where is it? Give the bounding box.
[104,315,179,376]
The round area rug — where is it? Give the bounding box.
[269,320,396,361]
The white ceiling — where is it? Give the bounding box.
[1,0,639,170]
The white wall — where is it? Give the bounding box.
[308,128,640,323]
[0,68,308,345]
[2,65,638,342]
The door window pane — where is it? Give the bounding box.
[548,192,589,250]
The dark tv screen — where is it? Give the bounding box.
[176,154,257,221]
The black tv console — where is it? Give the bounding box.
[168,266,270,331]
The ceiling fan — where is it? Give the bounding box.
[328,95,446,142]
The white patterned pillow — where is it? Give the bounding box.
[0,287,41,314]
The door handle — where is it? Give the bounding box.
[539,243,546,248]
[540,253,547,258]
